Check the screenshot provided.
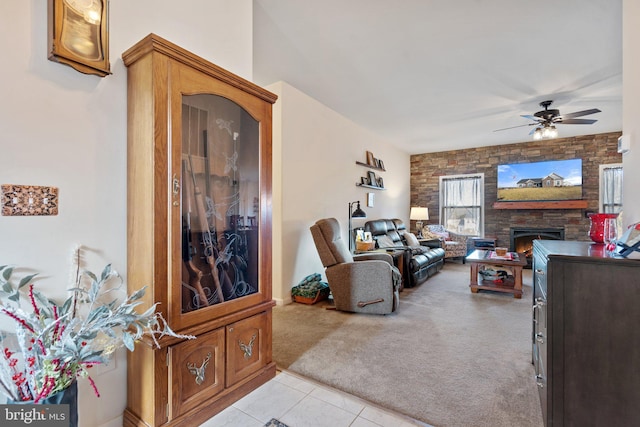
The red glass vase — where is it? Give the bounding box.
[588,213,618,243]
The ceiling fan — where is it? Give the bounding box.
[495,100,601,140]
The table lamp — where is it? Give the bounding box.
[410,207,429,237]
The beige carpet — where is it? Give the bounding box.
[273,263,544,427]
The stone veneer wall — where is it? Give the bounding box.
[410,131,622,247]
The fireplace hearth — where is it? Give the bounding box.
[510,227,565,268]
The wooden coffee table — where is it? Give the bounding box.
[466,249,527,298]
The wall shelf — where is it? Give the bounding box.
[356,183,386,190]
[356,161,385,172]
[493,200,588,210]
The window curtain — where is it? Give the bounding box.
[440,175,482,236]
[602,165,623,213]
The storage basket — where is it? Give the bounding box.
[292,287,331,305]
[291,273,330,305]
[356,240,375,251]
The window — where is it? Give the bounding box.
[439,173,484,236]
[599,164,623,213]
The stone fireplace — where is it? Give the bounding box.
[510,227,565,267]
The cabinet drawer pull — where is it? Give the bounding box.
[186,352,211,385]
[535,269,545,275]
[536,374,545,388]
[535,332,545,343]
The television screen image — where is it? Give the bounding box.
[497,159,582,201]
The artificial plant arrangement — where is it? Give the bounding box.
[0,245,192,403]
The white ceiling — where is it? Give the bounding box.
[252,0,622,154]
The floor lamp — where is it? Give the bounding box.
[410,207,429,237]
[348,201,367,252]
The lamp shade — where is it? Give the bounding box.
[410,207,429,221]
[351,202,366,218]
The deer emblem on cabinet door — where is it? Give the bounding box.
[238,334,257,359]
[186,352,212,385]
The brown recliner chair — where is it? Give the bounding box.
[310,218,400,314]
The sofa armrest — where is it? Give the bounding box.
[419,238,442,248]
[448,231,470,245]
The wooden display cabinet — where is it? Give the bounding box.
[122,34,277,427]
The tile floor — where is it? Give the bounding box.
[200,370,432,427]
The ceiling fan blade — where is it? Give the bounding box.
[520,114,543,121]
[555,118,598,125]
[493,123,537,132]
[559,108,601,119]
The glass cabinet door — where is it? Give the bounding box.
[180,94,259,313]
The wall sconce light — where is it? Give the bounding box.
[410,207,429,237]
[348,201,367,252]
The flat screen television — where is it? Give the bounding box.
[497,159,582,202]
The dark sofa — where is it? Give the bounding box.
[363,219,445,287]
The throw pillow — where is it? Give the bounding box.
[376,235,396,248]
[422,228,446,240]
[404,232,420,247]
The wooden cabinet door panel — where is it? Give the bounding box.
[226,312,270,386]
[170,328,225,418]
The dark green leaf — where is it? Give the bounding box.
[1,281,12,293]
[2,267,14,281]
[8,291,19,302]
[18,273,37,289]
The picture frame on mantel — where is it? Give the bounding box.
[47,0,111,77]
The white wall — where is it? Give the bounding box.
[0,1,253,426]
[267,82,410,304]
[623,0,640,226]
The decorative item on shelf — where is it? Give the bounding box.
[366,151,375,166]
[357,152,385,171]
[0,245,192,425]
[367,171,378,187]
[348,201,367,252]
[587,212,619,243]
[409,207,429,237]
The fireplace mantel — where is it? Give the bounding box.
[493,200,588,210]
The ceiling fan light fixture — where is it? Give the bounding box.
[533,128,543,140]
[533,124,558,140]
[497,100,599,140]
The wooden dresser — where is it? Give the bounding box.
[532,240,640,426]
